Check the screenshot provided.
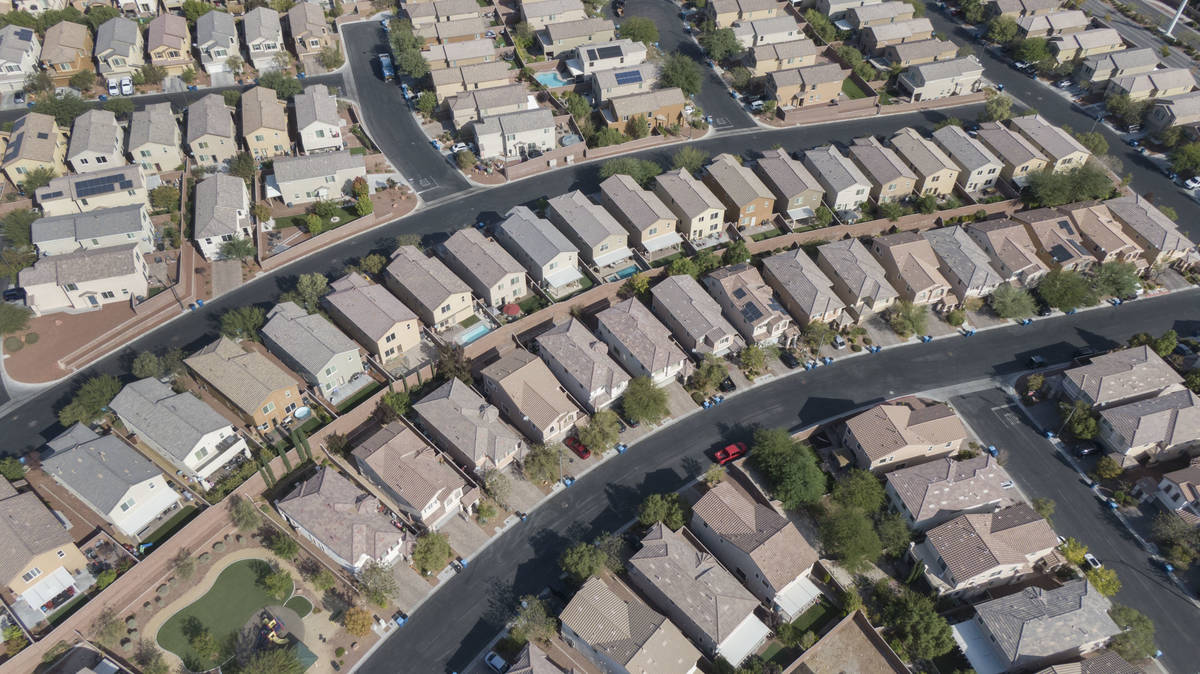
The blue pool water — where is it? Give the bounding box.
[457,322,492,345]
[614,265,639,280]
[535,71,572,88]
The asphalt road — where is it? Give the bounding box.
[953,389,1197,674]
[357,289,1200,674]
[1081,0,1197,70]
[339,21,470,202]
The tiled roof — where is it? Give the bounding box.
[597,297,686,374]
[932,124,1001,173]
[184,337,299,415]
[95,17,139,56]
[850,1,913,23]
[536,318,629,399]
[277,466,409,566]
[692,482,816,587]
[608,87,686,120]
[3,112,59,166]
[803,144,870,194]
[976,120,1047,167]
[1015,207,1093,265]
[816,239,898,301]
[1063,346,1183,407]
[965,219,1047,280]
[545,17,614,41]
[547,190,627,250]
[110,378,232,463]
[294,85,341,129]
[655,169,724,219]
[704,263,790,335]
[762,249,844,319]
[1098,388,1200,452]
[886,37,957,63]
[886,455,1016,524]
[873,230,950,295]
[1016,8,1087,32]
[42,426,160,513]
[844,397,966,462]
[1036,650,1141,674]
[41,21,89,65]
[480,349,577,431]
[325,273,418,341]
[651,274,739,353]
[1105,194,1194,255]
[386,245,471,315]
[889,127,958,179]
[925,504,1057,583]
[1067,204,1140,256]
[273,150,361,184]
[788,611,909,673]
[0,491,74,585]
[148,13,189,51]
[754,149,822,202]
[243,7,283,43]
[412,378,525,466]
[352,423,466,513]
[287,1,326,37]
[497,205,577,267]
[751,38,817,64]
[1009,114,1090,162]
[975,580,1120,664]
[905,55,983,85]
[1053,27,1122,52]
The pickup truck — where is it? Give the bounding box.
[379,53,395,81]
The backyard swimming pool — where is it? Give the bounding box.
[457,321,492,345]
[535,71,572,88]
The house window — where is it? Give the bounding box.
[316,130,325,138]
[262,401,276,414]
[64,283,78,291]
[101,291,115,299]
[57,550,66,558]
[140,150,152,158]
[324,176,336,183]
[325,366,335,375]
[21,567,41,582]
[255,134,264,142]
[97,156,108,164]
[119,497,136,512]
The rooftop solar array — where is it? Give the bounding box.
[613,70,643,85]
[74,174,135,198]
[586,45,624,61]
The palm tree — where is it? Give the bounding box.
[219,237,256,260]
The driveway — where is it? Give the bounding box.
[210,259,243,297]
[951,388,1198,674]
[389,561,434,613]
[441,513,491,559]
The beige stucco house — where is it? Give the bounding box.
[186,94,237,169]
[146,14,192,76]
[843,397,968,472]
[241,86,291,159]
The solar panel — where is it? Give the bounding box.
[74,174,130,198]
[15,29,32,41]
[40,190,64,200]
[594,45,623,59]
[585,48,598,61]
[613,70,642,85]
[741,304,763,323]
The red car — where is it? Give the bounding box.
[565,436,591,459]
[715,442,748,465]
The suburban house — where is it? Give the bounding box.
[186,94,238,169]
[788,611,909,673]
[42,425,180,540]
[1014,207,1096,271]
[439,228,529,308]
[1106,194,1195,266]
[915,504,1059,597]
[747,38,817,77]
[269,150,364,206]
[184,337,303,431]
[352,423,474,529]
[286,1,331,57]
[1106,66,1197,100]
[691,481,822,620]
[416,17,489,46]
[653,169,727,242]
[546,190,633,269]
[604,88,687,131]
[650,274,742,357]
[413,378,527,474]
[192,173,252,260]
[559,575,701,674]
[0,25,39,93]
[1154,458,1200,524]
[480,349,580,444]
[1051,28,1124,63]
[66,109,125,174]
[702,153,776,230]
[627,524,772,667]
[818,0,885,19]
[708,0,781,26]
[384,246,474,331]
[324,273,420,364]
[762,249,846,326]
[537,17,615,58]
[883,38,959,68]
[591,63,660,103]
[897,55,984,101]
[473,108,555,160]
[405,0,483,26]
[261,301,365,400]
[802,144,871,214]
[964,218,1050,286]
[766,63,848,108]
[1062,346,1184,409]
[888,127,960,197]
[597,173,681,257]
[849,136,917,203]
[963,580,1121,673]
[596,298,688,385]
[841,397,968,472]
[885,454,1018,529]
[93,17,143,79]
[732,16,802,49]
[1009,114,1091,173]
[40,21,91,88]
[241,86,291,159]
[447,84,532,128]
[702,264,792,345]
[861,17,934,53]
[243,7,285,71]
[815,238,900,320]
[2,112,67,187]
[989,0,1061,18]
[35,166,147,217]
[431,61,515,99]
[110,378,250,487]
[753,149,824,221]
[535,318,630,413]
[1146,90,1200,133]
[422,39,496,69]
[1096,388,1200,463]
[146,14,192,76]
[520,0,587,29]
[1066,204,1145,266]
[19,244,149,315]
[922,226,1005,302]
[494,205,583,292]
[848,1,914,27]
[31,204,154,256]
[276,467,411,573]
[0,482,90,624]
[975,120,1049,187]
[1015,9,1088,37]
[128,102,183,173]
[1076,47,1159,88]
[293,85,345,154]
[870,231,952,306]
[932,124,1002,193]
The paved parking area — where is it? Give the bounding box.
[500,465,548,514]
[210,259,243,298]
[441,513,490,559]
[389,561,433,613]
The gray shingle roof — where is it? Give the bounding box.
[597,297,685,374]
[276,466,408,566]
[889,127,959,178]
[547,190,627,250]
[474,108,554,137]
[975,580,1120,664]
[976,120,1046,167]
[886,37,957,63]
[184,337,299,415]
[385,245,471,315]
[932,124,1001,173]
[599,173,675,231]
[19,242,139,287]
[1009,114,1089,162]
[95,17,139,56]
[187,94,234,143]
[0,491,75,586]
[193,173,248,241]
[441,227,525,290]
[705,153,773,207]
[1063,346,1183,407]
[294,85,341,130]
[273,150,361,184]
[128,102,178,149]
[803,144,870,194]
[923,225,1004,289]
[241,86,288,134]
[497,205,577,267]
[535,318,629,399]
[1097,388,1200,451]
[0,25,37,66]
[109,378,233,463]
[651,274,738,353]
[412,378,525,466]
[754,149,822,202]
[545,17,615,41]
[243,6,283,43]
[325,273,418,341]
[762,249,844,319]
[42,425,161,513]
[1105,194,1194,255]
[32,204,145,247]
[655,168,724,219]
[195,10,236,48]
[262,301,360,379]
[849,136,917,186]
[817,238,899,301]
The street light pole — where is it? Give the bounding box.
[1163,0,1189,38]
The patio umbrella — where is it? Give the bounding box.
[501,303,521,316]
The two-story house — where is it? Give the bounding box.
[324,273,420,364]
[352,423,474,529]
[241,86,291,159]
[1014,206,1096,271]
[1106,194,1196,267]
[0,25,39,93]
[731,16,802,49]
[922,226,1005,303]
[186,94,237,168]
[2,112,67,188]
[598,173,681,257]
[596,298,688,385]
[1015,8,1088,37]
[67,109,126,174]
[195,10,239,73]
[286,1,331,57]
[146,14,192,76]
[431,61,515,99]
[128,102,182,173]
[261,301,365,399]
[1097,388,1200,463]
[1008,114,1091,173]
[536,318,630,413]
[888,126,960,198]
[747,38,818,77]
[0,481,90,624]
[816,239,901,321]
[244,7,285,71]
[708,0,780,26]
[753,149,824,221]
[703,153,776,230]
[40,21,91,88]
[480,349,581,444]
[293,85,345,154]
[185,337,304,431]
[438,227,529,308]
[931,124,1002,193]
[842,397,967,472]
[703,264,792,345]
[1066,204,1145,267]
[849,136,917,204]
[885,454,1018,529]
[766,63,848,108]
[193,173,252,260]
[110,377,250,488]
[538,17,615,58]
[604,88,687,131]
[1076,47,1158,89]
[520,0,587,29]
[590,62,658,102]
[762,249,846,326]
[653,168,727,243]
[897,55,984,101]
[269,150,364,206]
[19,243,149,315]
[964,218,1049,287]
[871,231,952,307]
[546,190,632,269]
[1153,458,1200,524]
[802,144,871,214]
[975,121,1049,187]
[93,17,143,80]
[472,108,555,160]
[494,205,583,293]
[414,378,527,473]
[385,245,474,330]
[32,203,154,256]
[651,274,741,357]
[35,166,147,217]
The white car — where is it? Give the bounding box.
[107,79,120,96]
[1184,176,1200,190]
[1083,553,1102,570]
[484,651,509,673]
[120,77,133,95]
[450,142,471,154]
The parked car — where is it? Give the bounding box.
[1075,443,1099,457]
[780,350,800,369]
[527,147,543,158]
[120,77,133,95]
[715,442,748,464]
[565,435,591,460]
[2,287,26,305]
[1055,79,1072,88]
[450,142,470,154]
[832,335,847,350]
[107,79,120,96]
[1083,553,1102,569]
[484,651,510,673]
[12,91,24,105]
[1027,354,1047,368]
[1184,176,1200,190]
[718,376,736,393]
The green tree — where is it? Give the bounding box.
[219,305,266,341]
[667,256,699,277]
[689,354,728,394]
[223,88,241,107]
[1187,369,1200,394]
[229,495,261,532]
[562,92,591,120]
[1073,130,1108,155]
[593,126,629,147]
[240,648,305,674]
[987,15,1019,43]
[703,463,726,487]
[820,505,882,571]
[1106,93,1150,129]
[0,303,32,336]
[132,351,164,379]
[875,511,911,557]
[310,567,336,592]
[360,561,398,606]
[815,205,834,226]
[877,588,954,660]
[0,457,24,480]
[181,0,215,23]
[748,428,826,509]
[219,237,256,260]
[599,157,662,186]
[416,90,438,117]
[318,45,344,69]
[258,70,303,99]
[1151,330,1178,358]
[189,627,220,663]
[69,69,96,91]
[455,149,477,170]
[673,146,709,174]
[511,595,556,645]
[481,467,510,508]
[961,0,986,22]
[1092,261,1139,298]
[228,152,257,183]
[1170,141,1200,175]
[1032,496,1057,522]
[102,97,134,118]
[263,568,293,600]
[412,532,452,574]
[802,321,835,349]
[723,239,750,265]
[270,534,300,561]
[578,409,620,453]
[342,606,373,637]
[981,90,1014,121]
[618,16,658,45]
[739,344,767,378]
[1060,537,1087,565]
[1108,604,1156,662]
[832,469,884,513]
[638,492,691,530]
[1085,567,1121,596]
[1037,269,1096,311]
[1022,163,1116,207]
[623,271,650,295]
[58,374,122,426]
[989,283,1037,318]
[436,342,472,382]
[804,8,838,42]
[560,541,608,582]
[1095,455,1123,480]
[622,377,669,424]
[149,185,181,213]
[23,70,54,96]
[137,63,168,85]
[358,253,387,276]
[355,194,374,217]
[19,166,56,193]
[700,27,743,61]
[887,300,927,337]
[180,67,197,85]
[521,443,563,485]
[291,272,329,313]
[660,51,703,97]
[1,209,38,249]
[626,114,649,139]
[396,47,431,78]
